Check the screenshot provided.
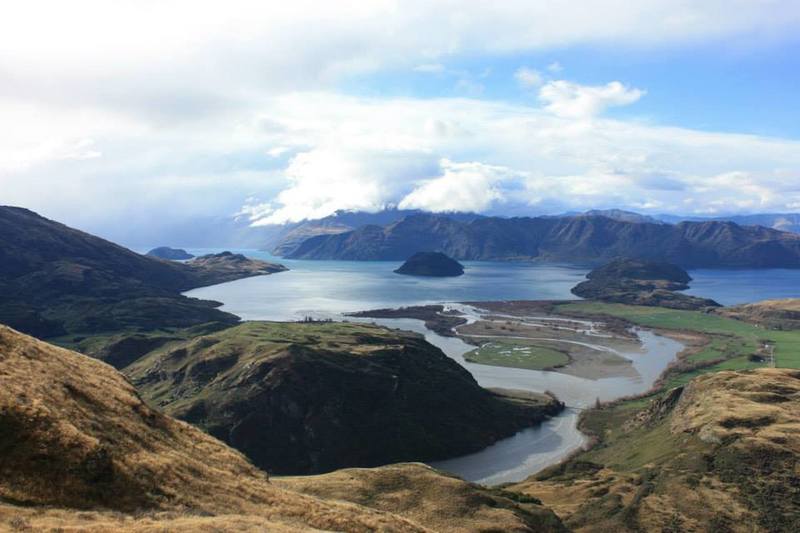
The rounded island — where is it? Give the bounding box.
[146,246,194,260]
[394,252,464,277]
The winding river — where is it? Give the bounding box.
[184,253,692,485]
[365,314,683,485]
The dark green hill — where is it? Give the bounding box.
[571,258,718,310]
[394,251,464,277]
[0,206,285,339]
[584,257,691,285]
[126,321,563,475]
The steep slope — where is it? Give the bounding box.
[290,214,475,260]
[0,324,416,530]
[0,206,285,338]
[269,208,484,256]
[511,368,800,532]
[126,321,563,475]
[0,324,565,532]
[287,213,800,267]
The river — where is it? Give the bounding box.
[184,250,800,484]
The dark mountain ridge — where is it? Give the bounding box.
[0,206,285,338]
[287,213,800,268]
[269,208,483,256]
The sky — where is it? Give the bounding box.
[2,1,800,242]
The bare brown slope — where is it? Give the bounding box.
[512,368,800,532]
[0,324,422,531]
[717,298,800,329]
[0,325,566,532]
[276,463,567,533]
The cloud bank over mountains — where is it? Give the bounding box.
[2,1,800,234]
[237,91,800,224]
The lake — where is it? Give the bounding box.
[185,249,800,316]
[184,250,800,483]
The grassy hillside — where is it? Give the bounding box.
[512,368,800,532]
[0,324,566,532]
[0,206,285,340]
[501,300,800,531]
[126,321,563,475]
[557,301,800,387]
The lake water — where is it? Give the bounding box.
[184,250,800,484]
[185,249,800,314]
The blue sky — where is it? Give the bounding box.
[345,39,800,137]
[2,1,800,241]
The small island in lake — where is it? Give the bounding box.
[146,246,194,260]
[572,257,720,310]
[394,251,465,277]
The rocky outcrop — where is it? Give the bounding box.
[146,246,194,260]
[571,258,720,310]
[394,251,465,277]
[126,321,564,475]
[287,213,800,268]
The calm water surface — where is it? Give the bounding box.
[184,250,800,484]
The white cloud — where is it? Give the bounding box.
[221,92,800,224]
[2,1,800,234]
[547,61,563,73]
[250,147,439,224]
[514,67,543,88]
[267,146,290,158]
[539,80,645,118]
[399,160,515,212]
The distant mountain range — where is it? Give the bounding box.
[268,209,482,256]
[285,213,800,268]
[555,209,800,233]
[656,212,800,233]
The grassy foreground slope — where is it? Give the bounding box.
[502,301,800,532]
[0,324,566,532]
[512,368,800,532]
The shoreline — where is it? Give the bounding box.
[360,300,686,485]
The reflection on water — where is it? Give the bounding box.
[686,268,800,305]
[185,250,589,320]
[430,411,582,485]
